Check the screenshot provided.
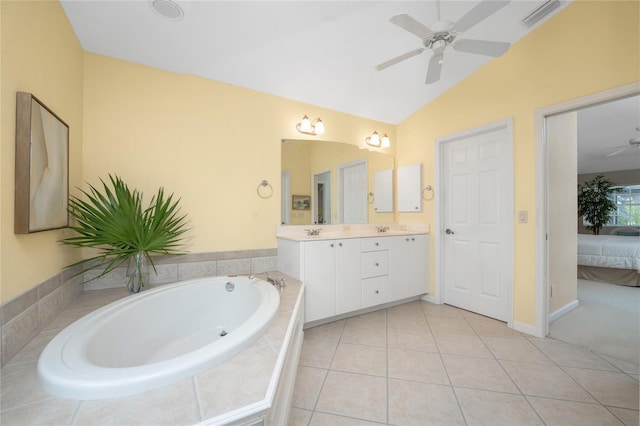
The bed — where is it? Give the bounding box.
[577,234,640,287]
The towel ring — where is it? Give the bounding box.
[422,185,434,201]
[367,191,374,204]
[257,180,273,199]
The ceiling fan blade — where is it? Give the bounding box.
[425,53,443,84]
[453,39,511,57]
[390,14,434,39]
[603,146,631,158]
[453,0,510,33]
[375,48,425,71]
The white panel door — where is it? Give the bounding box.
[442,124,513,321]
[340,161,367,224]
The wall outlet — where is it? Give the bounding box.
[518,210,528,224]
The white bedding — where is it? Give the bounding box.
[577,234,640,272]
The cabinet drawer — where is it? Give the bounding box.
[362,276,389,308]
[362,237,388,252]
[362,251,389,278]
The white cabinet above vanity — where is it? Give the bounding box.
[277,225,429,326]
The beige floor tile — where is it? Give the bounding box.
[388,300,424,314]
[309,411,384,425]
[455,387,544,425]
[340,323,387,347]
[288,407,313,426]
[315,371,387,423]
[598,353,640,375]
[388,349,449,385]
[500,360,597,403]
[564,367,640,410]
[292,366,328,410]
[421,302,464,318]
[299,338,338,369]
[434,332,494,358]
[442,354,519,393]
[304,320,346,342]
[463,312,524,338]
[73,378,200,425]
[482,336,552,364]
[0,398,78,425]
[531,339,620,371]
[607,406,640,426]
[527,396,624,426]
[345,310,386,329]
[331,343,387,377]
[387,327,438,352]
[0,361,54,411]
[427,315,475,334]
[388,379,465,425]
[386,310,429,331]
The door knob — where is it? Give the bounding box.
[445,228,454,235]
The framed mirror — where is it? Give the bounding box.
[281,139,394,225]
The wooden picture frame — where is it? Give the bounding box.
[292,195,310,210]
[15,92,69,233]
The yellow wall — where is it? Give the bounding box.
[1,1,84,303]
[82,54,395,259]
[395,0,640,326]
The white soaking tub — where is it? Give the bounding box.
[37,276,280,400]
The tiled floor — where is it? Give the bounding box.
[289,301,640,426]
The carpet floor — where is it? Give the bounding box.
[550,279,640,364]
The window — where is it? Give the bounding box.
[608,185,640,226]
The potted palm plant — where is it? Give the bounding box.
[577,174,617,235]
[60,175,189,293]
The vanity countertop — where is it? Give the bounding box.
[276,224,430,242]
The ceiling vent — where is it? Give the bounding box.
[522,0,561,27]
[151,0,184,21]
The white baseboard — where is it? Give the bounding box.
[549,299,580,323]
[513,321,541,337]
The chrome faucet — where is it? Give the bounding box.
[248,272,285,290]
[376,226,390,233]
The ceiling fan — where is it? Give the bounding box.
[376,0,511,84]
[603,127,640,158]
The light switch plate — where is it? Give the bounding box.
[518,210,528,224]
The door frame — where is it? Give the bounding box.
[434,117,515,327]
[534,82,640,338]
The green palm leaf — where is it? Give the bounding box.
[60,175,189,281]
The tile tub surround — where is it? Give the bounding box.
[0,271,303,425]
[291,301,640,425]
[0,248,277,367]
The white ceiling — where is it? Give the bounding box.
[60,1,637,175]
[60,0,570,125]
[577,95,640,175]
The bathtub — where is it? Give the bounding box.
[37,276,280,400]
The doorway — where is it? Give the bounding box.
[313,170,331,224]
[534,82,640,337]
[436,118,514,323]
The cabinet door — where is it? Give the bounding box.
[389,234,429,300]
[335,239,363,315]
[304,240,337,322]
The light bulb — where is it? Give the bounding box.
[299,115,311,132]
[381,134,390,148]
[313,119,325,135]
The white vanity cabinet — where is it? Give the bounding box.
[303,239,361,322]
[389,234,429,300]
[277,232,429,325]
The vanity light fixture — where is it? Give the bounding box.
[365,131,390,148]
[296,115,325,136]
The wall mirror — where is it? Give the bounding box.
[281,139,394,225]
